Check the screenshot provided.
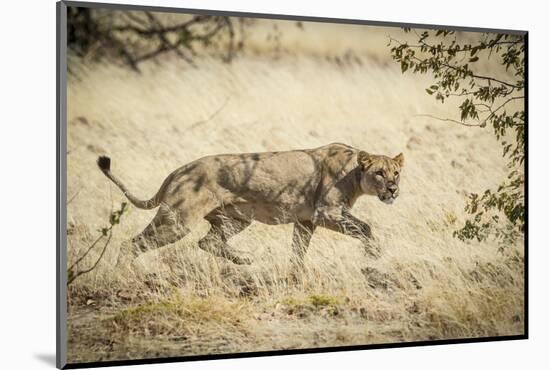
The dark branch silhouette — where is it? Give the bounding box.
[67,7,248,72]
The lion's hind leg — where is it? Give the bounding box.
[199,210,252,265]
[113,206,191,268]
[131,207,192,254]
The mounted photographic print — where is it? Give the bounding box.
[56,1,527,368]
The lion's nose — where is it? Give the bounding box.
[388,184,398,195]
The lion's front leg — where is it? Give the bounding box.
[313,206,379,258]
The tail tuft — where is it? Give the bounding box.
[97,156,111,172]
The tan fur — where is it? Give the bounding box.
[98,143,404,265]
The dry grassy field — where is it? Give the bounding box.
[66,17,524,363]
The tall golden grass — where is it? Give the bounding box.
[66,19,524,363]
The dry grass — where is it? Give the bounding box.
[66,18,524,364]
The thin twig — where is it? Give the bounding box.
[67,188,82,205]
[440,61,519,89]
[123,11,148,28]
[112,17,205,36]
[389,35,522,55]
[190,98,230,129]
[415,95,523,128]
[414,114,484,127]
[225,17,235,63]
[67,233,105,273]
[68,232,113,285]
[411,54,519,89]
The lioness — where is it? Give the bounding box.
[98,143,403,266]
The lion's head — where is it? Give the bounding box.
[357,151,404,204]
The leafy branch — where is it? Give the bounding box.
[389,29,525,243]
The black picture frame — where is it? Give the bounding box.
[57,1,528,368]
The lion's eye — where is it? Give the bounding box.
[375,170,385,177]
[394,171,399,178]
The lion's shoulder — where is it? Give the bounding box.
[309,143,359,179]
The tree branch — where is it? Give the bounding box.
[190,98,230,129]
[414,114,484,127]
[416,96,524,128]
[68,232,113,285]
[67,233,105,274]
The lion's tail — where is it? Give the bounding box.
[97,156,162,210]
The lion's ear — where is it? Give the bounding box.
[393,153,405,167]
[357,151,374,170]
